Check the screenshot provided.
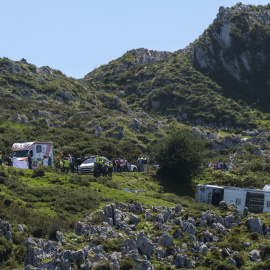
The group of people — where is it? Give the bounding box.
[94,156,114,178]
[111,158,129,172]
[0,150,149,177]
[138,155,147,172]
[94,157,130,178]
[55,154,75,173]
[208,161,228,171]
[26,154,52,169]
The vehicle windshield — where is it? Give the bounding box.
[83,158,96,164]
[12,150,29,158]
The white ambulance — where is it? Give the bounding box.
[12,142,53,168]
[195,184,270,213]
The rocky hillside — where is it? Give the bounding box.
[82,3,270,130]
[1,3,270,149]
[3,201,270,269]
[188,3,270,105]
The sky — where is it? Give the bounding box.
[0,0,269,79]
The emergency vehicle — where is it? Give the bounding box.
[195,184,270,213]
[12,142,53,168]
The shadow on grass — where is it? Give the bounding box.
[153,173,195,198]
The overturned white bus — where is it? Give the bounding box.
[195,184,270,213]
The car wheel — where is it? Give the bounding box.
[133,167,137,172]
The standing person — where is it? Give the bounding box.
[138,155,144,172]
[143,157,147,172]
[96,155,103,176]
[116,158,122,172]
[93,162,98,177]
[68,154,73,173]
[63,157,69,173]
[60,159,64,172]
[122,158,128,172]
[48,155,52,167]
[12,154,17,167]
[7,155,12,166]
[56,157,60,169]
[101,161,107,177]
[108,161,113,178]
[27,154,32,169]
[112,158,117,172]
[0,151,3,165]
[42,155,48,166]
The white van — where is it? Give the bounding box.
[195,184,270,213]
[12,142,53,168]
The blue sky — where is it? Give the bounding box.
[0,0,269,78]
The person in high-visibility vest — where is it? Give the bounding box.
[0,151,3,165]
[108,161,113,178]
[60,160,64,172]
[64,157,69,173]
[96,155,103,176]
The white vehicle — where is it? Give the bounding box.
[12,142,53,169]
[195,184,270,213]
[78,156,109,174]
[128,163,138,172]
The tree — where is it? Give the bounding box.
[153,128,206,190]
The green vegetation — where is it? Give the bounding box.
[153,128,206,195]
[2,3,270,269]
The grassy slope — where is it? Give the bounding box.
[2,164,270,269]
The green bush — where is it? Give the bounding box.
[119,257,135,270]
[69,174,90,187]
[248,232,261,241]
[93,262,112,270]
[32,167,46,177]
[215,263,237,270]
[0,237,12,262]
[153,128,206,192]
[232,253,245,267]
[89,212,104,225]
[92,238,125,253]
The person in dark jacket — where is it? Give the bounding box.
[27,154,32,169]
[7,155,12,166]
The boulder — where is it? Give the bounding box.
[137,232,154,259]
[154,247,166,261]
[140,259,154,270]
[247,217,263,234]
[129,214,140,224]
[158,234,173,248]
[122,238,137,254]
[129,202,143,214]
[249,250,260,261]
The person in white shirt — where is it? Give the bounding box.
[42,156,48,166]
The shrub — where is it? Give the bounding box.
[232,254,245,267]
[93,261,112,270]
[153,128,206,192]
[89,212,104,225]
[69,174,90,187]
[248,232,261,241]
[32,167,46,177]
[92,238,125,253]
[0,237,13,262]
[119,257,135,270]
[216,263,237,270]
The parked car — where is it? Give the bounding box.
[128,162,138,172]
[78,156,110,174]
[74,156,92,173]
